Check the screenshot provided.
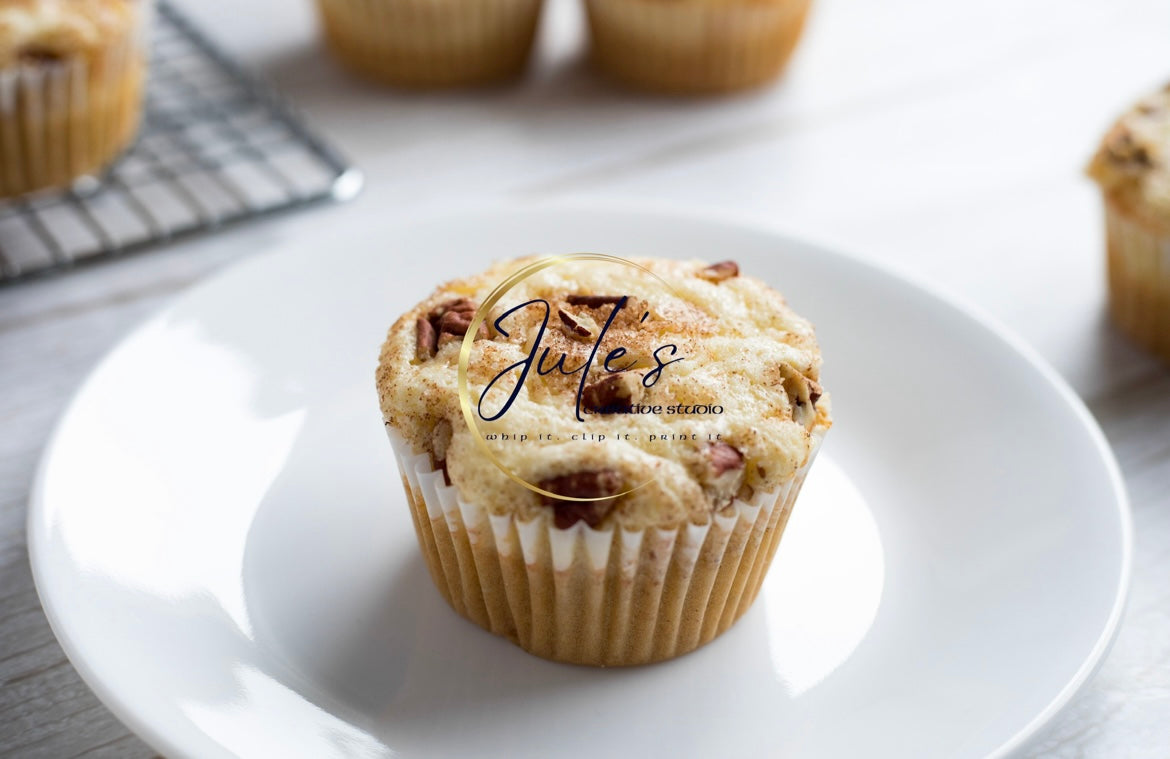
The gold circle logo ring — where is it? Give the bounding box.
[457,253,687,502]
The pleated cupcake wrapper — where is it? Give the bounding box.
[0,27,145,198]
[315,0,543,88]
[388,425,824,666]
[584,0,812,94]
[1104,197,1170,364]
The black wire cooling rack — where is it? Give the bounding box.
[0,1,362,284]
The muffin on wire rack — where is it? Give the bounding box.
[0,0,148,198]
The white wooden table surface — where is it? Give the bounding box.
[3,0,1170,756]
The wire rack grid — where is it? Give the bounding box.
[0,1,362,285]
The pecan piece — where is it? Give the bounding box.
[415,317,437,360]
[428,297,476,322]
[432,419,453,484]
[778,364,819,429]
[698,260,739,283]
[808,379,823,406]
[566,294,625,308]
[1103,126,1153,170]
[706,442,744,476]
[539,470,623,529]
[420,297,490,354]
[438,308,475,336]
[699,442,745,508]
[557,308,599,342]
[581,371,644,413]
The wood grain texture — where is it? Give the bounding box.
[3,0,1170,756]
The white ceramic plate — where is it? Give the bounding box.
[29,206,1130,759]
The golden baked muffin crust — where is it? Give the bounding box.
[1088,83,1170,233]
[377,256,831,531]
[0,0,137,66]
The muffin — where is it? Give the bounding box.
[584,0,812,95]
[315,0,543,88]
[376,254,831,666]
[0,0,147,199]
[1088,83,1170,364]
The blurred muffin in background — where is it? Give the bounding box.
[316,0,543,88]
[1088,83,1170,364]
[0,0,147,199]
[584,0,812,95]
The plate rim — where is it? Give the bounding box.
[27,201,1134,759]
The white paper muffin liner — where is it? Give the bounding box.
[1104,196,1170,364]
[387,424,825,666]
[0,13,146,199]
[315,0,543,88]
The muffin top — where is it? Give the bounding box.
[0,0,137,66]
[1088,82,1170,231]
[376,255,830,531]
